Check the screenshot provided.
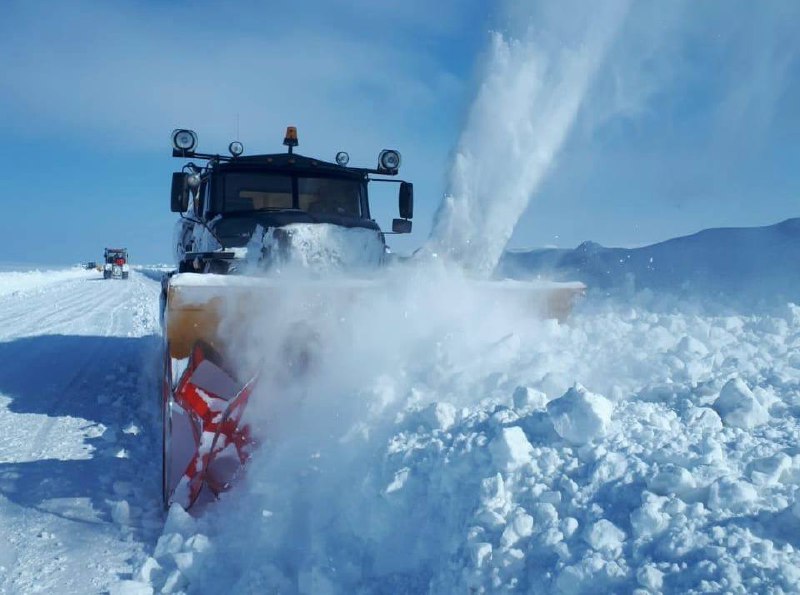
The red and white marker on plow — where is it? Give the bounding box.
[163,341,258,510]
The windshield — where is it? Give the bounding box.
[222,172,363,217]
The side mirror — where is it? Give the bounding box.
[171,172,189,212]
[392,218,412,234]
[399,182,413,219]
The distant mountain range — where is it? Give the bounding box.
[499,218,800,302]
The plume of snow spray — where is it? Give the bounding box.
[426,1,629,276]
[187,264,548,592]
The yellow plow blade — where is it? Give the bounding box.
[160,272,584,508]
[164,274,585,360]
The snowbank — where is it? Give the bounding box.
[140,268,800,593]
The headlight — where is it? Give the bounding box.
[171,129,198,152]
[335,151,350,166]
[229,141,244,157]
[378,149,401,172]
[104,263,112,270]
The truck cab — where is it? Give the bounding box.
[169,127,413,273]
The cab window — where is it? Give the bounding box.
[298,177,361,217]
[223,174,293,212]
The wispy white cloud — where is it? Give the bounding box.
[0,0,465,159]
[576,0,800,145]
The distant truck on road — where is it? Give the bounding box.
[103,248,129,279]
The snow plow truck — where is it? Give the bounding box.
[103,248,129,279]
[160,127,584,510]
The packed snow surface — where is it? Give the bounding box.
[0,269,163,593]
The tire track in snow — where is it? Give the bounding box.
[0,277,120,340]
[13,274,159,459]
[0,275,144,464]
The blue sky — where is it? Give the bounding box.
[0,0,798,265]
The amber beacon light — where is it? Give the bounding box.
[283,126,299,153]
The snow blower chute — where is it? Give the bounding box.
[160,127,585,510]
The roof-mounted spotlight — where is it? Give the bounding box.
[335,151,350,166]
[171,129,198,154]
[378,149,401,173]
[229,141,244,157]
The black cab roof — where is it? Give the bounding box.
[214,153,367,179]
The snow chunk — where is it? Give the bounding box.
[490,426,533,470]
[163,503,195,536]
[547,384,613,444]
[676,335,709,356]
[136,557,163,584]
[173,551,194,573]
[749,453,792,486]
[185,534,212,554]
[631,493,671,539]
[555,556,628,595]
[648,464,696,497]
[561,517,579,538]
[417,402,457,431]
[512,386,548,412]
[122,423,140,436]
[110,500,130,525]
[713,378,769,429]
[584,519,625,552]
[108,581,153,595]
[161,569,187,594]
[477,473,512,527]
[708,478,758,513]
[637,565,664,591]
[686,406,723,432]
[154,534,184,559]
[500,509,535,547]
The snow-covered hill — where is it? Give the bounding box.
[499,218,800,304]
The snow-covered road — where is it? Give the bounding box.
[0,270,162,594]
